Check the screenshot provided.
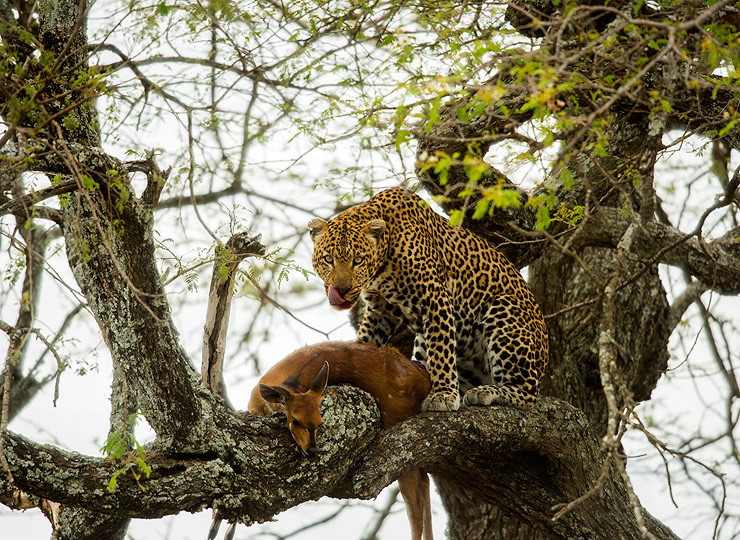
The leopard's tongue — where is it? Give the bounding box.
[327,285,354,310]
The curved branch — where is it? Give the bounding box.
[340,399,678,540]
[1,391,677,540]
[0,138,134,183]
[576,207,740,295]
[668,280,709,331]
[0,181,75,219]
[0,387,382,520]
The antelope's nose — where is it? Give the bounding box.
[306,446,319,459]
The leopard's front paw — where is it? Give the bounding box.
[463,385,536,408]
[421,391,460,412]
[462,387,496,406]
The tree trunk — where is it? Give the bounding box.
[51,510,129,540]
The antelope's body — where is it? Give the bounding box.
[249,341,433,540]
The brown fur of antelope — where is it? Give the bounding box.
[250,340,434,540]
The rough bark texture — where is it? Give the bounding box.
[0,393,679,540]
[51,511,130,540]
[59,189,207,448]
[0,387,382,521]
[532,246,670,430]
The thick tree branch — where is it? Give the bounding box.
[668,280,709,333]
[0,392,678,539]
[0,221,52,421]
[341,399,678,540]
[51,511,129,540]
[0,387,381,520]
[59,184,208,448]
[575,207,740,295]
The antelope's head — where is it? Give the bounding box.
[259,361,329,459]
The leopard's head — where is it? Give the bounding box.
[307,216,386,310]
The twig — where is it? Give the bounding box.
[361,485,401,540]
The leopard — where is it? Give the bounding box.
[308,186,548,412]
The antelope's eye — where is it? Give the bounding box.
[353,256,364,265]
[292,419,304,429]
[322,254,334,264]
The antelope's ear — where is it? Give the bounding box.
[259,384,290,404]
[307,218,328,243]
[310,361,329,395]
[365,219,386,241]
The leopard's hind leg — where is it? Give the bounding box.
[462,295,540,409]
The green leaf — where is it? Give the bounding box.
[107,468,126,492]
[136,444,152,479]
[456,106,470,122]
[395,129,411,150]
[464,156,488,184]
[560,168,574,189]
[101,432,126,459]
[449,209,464,227]
[519,97,542,115]
[82,174,99,191]
[470,100,488,118]
[527,193,557,231]
[472,199,489,220]
[380,34,396,47]
[62,113,80,132]
[536,205,552,230]
[424,98,442,133]
[719,118,737,137]
[156,2,170,16]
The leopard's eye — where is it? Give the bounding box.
[353,256,364,265]
[322,254,334,264]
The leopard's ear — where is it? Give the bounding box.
[307,218,328,243]
[365,219,386,242]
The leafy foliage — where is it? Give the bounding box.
[101,413,152,493]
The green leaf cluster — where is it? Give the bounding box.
[101,413,152,493]
[526,191,559,231]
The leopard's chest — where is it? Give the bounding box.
[373,282,422,326]
[370,262,483,312]
[367,273,476,333]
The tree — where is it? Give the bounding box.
[1,1,739,539]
